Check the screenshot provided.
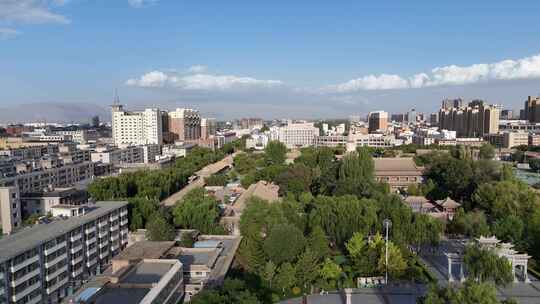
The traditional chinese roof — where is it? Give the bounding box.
[437,197,461,209]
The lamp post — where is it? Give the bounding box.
[383,218,392,285]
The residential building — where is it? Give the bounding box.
[485,131,529,148]
[162,143,197,158]
[368,111,388,133]
[20,187,89,218]
[277,122,319,148]
[111,103,163,146]
[0,201,129,304]
[200,118,216,140]
[523,96,540,123]
[168,108,201,142]
[0,161,105,193]
[373,158,425,191]
[500,109,514,120]
[245,134,269,150]
[390,114,405,123]
[0,186,22,235]
[438,99,500,137]
[529,134,540,146]
[90,144,157,165]
[406,109,417,123]
[54,130,97,144]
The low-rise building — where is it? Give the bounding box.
[485,131,529,148]
[21,187,89,218]
[373,158,425,191]
[0,201,129,304]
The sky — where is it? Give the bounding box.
[2,0,540,122]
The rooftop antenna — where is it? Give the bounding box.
[113,88,120,106]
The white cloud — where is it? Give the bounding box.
[128,0,158,8]
[187,65,208,73]
[0,28,20,40]
[325,53,540,93]
[126,70,283,90]
[0,0,70,24]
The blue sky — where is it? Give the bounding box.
[2,0,540,121]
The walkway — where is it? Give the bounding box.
[160,153,238,206]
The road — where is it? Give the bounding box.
[160,153,237,206]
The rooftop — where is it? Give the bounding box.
[374,157,424,174]
[121,261,174,284]
[113,241,175,261]
[0,201,128,263]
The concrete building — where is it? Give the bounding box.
[529,133,540,146]
[367,111,388,133]
[0,201,129,304]
[277,122,319,148]
[0,161,106,193]
[200,118,216,140]
[0,186,22,235]
[523,96,540,123]
[314,134,403,151]
[438,99,500,137]
[373,158,425,191]
[54,130,97,144]
[168,108,201,142]
[485,131,529,148]
[111,103,163,146]
[20,187,89,218]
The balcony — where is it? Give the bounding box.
[111,243,120,252]
[121,228,129,235]
[72,267,84,278]
[44,253,67,268]
[86,258,97,267]
[70,233,82,242]
[110,234,119,242]
[98,221,108,228]
[99,251,109,260]
[109,214,119,222]
[10,255,39,273]
[10,268,40,287]
[11,281,40,302]
[27,294,42,304]
[85,236,97,245]
[46,276,68,294]
[85,226,96,234]
[71,255,84,265]
[86,247,97,257]
[120,218,128,226]
[0,288,4,297]
[98,230,108,238]
[45,265,67,281]
[71,244,83,254]
[120,209,128,217]
[44,241,67,256]
[98,240,109,249]
[110,224,119,232]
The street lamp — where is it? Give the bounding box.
[383,218,392,285]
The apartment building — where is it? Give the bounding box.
[0,187,22,235]
[485,131,529,149]
[20,187,88,218]
[201,118,216,140]
[0,161,100,193]
[523,96,540,123]
[277,122,319,149]
[0,201,129,304]
[111,103,163,146]
[168,108,201,142]
[438,99,500,137]
[0,145,59,161]
[53,130,97,144]
[368,111,389,133]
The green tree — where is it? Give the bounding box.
[319,258,342,289]
[295,249,320,290]
[448,209,490,238]
[335,148,375,197]
[307,226,331,261]
[265,140,287,165]
[492,215,524,244]
[261,261,277,288]
[263,223,306,264]
[173,188,222,234]
[423,282,502,304]
[145,212,175,241]
[463,245,513,286]
[275,262,296,294]
[529,158,540,172]
[479,144,496,160]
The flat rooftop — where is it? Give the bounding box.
[93,287,151,304]
[122,261,173,285]
[0,201,128,263]
[113,241,175,261]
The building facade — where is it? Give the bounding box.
[112,104,163,146]
[168,108,201,142]
[277,122,319,149]
[0,187,22,235]
[367,111,388,133]
[439,99,500,137]
[0,201,129,304]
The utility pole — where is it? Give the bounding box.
[383,218,392,285]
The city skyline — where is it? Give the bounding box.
[2,1,540,121]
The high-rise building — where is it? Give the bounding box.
[441,98,464,110]
[406,109,417,123]
[111,102,163,146]
[523,96,540,123]
[168,108,201,142]
[277,122,319,148]
[500,109,514,120]
[390,114,405,123]
[438,99,499,137]
[368,111,388,133]
[430,113,439,125]
[201,118,216,140]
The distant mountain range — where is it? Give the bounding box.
[0,103,110,124]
